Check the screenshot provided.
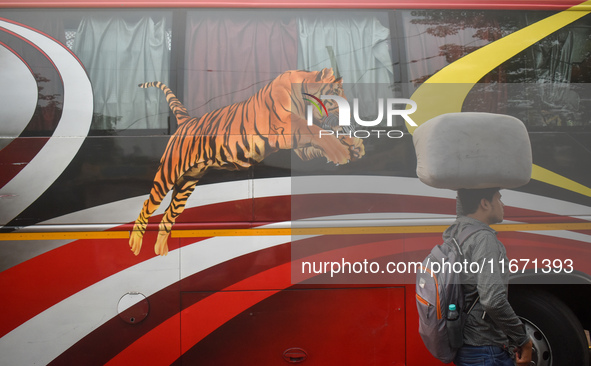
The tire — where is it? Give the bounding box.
[509,288,590,366]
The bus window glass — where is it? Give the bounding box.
[71,12,172,131]
[402,10,591,129]
[401,10,516,84]
[0,12,70,135]
[1,11,172,134]
[183,10,298,116]
[499,13,591,129]
[183,10,394,124]
[297,12,394,109]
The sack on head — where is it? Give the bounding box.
[413,112,532,190]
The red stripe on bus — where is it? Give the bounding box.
[106,236,410,365]
[0,233,168,338]
[35,229,591,363]
[49,232,406,364]
[0,193,575,341]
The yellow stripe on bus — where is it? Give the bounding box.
[408,1,591,198]
[409,1,591,130]
[0,231,130,241]
[173,223,591,236]
[531,165,591,199]
[1,222,590,241]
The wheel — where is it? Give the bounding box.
[509,288,589,366]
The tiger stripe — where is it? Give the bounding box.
[129,68,359,257]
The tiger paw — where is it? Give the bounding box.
[129,231,144,256]
[315,136,351,165]
[338,136,365,161]
[348,139,365,161]
[154,231,170,256]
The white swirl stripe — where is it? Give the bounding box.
[0,177,590,364]
[0,44,38,138]
[0,20,93,225]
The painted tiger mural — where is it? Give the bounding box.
[129,68,365,256]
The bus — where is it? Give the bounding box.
[1,0,590,364]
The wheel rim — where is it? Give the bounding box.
[519,316,552,366]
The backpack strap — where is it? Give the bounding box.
[453,223,494,315]
[465,294,480,316]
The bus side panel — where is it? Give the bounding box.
[180,287,406,365]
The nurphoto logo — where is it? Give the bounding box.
[305,95,417,139]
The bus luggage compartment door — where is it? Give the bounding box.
[180,287,405,365]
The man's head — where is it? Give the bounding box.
[457,187,504,225]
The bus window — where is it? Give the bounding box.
[1,10,173,134]
[465,12,591,130]
[182,10,394,123]
[400,10,516,84]
[296,11,394,113]
[183,10,297,117]
[503,13,591,129]
[71,12,172,132]
[0,12,69,136]
[401,9,591,130]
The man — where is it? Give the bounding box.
[449,188,532,366]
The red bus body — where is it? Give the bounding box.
[1,1,590,365]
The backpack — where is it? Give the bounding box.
[415,224,490,363]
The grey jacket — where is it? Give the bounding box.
[443,215,529,349]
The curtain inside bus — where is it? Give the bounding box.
[183,11,298,117]
[183,11,394,121]
[6,9,589,132]
[297,14,393,110]
[72,16,171,131]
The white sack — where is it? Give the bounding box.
[413,112,532,189]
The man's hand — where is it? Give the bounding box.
[514,339,533,366]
